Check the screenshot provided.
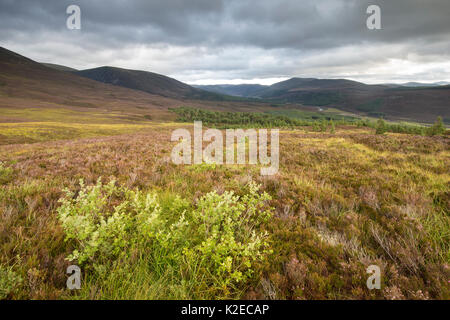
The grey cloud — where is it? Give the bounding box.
[2,0,450,49]
[0,0,449,83]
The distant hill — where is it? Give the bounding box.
[1,46,448,124]
[194,84,267,97]
[41,63,78,72]
[75,67,230,101]
[198,77,450,123]
[401,81,450,87]
[258,77,385,100]
[197,78,386,103]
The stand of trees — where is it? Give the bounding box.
[170,107,355,129]
[170,107,447,136]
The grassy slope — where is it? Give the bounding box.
[0,121,448,300]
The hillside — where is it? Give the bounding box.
[0,47,276,125]
[194,84,267,97]
[40,63,78,72]
[267,78,450,123]
[1,46,448,124]
[198,77,450,123]
[75,66,229,101]
[0,47,190,122]
[401,81,450,87]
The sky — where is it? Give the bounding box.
[0,0,449,85]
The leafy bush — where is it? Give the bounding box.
[57,179,273,298]
[185,183,273,293]
[0,265,22,299]
[57,179,163,264]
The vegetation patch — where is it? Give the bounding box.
[57,179,273,299]
[170,107,448,136]
[0,122,448,300]
[0,122,155,145]
[0,265,22,299]
[357,98,384,113]
[0,162,13,184]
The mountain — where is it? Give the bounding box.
[258,77,384,100]
[75,66,228,100]
[198,78,387,102]
[198,77,387,109]
[198,77,450,123]
[382,82,450,88]
[0,47,260,124]
[399,81,449,87]
[193,84,267,97]
[41,63,78,72]
[268,78,449,122]
[0,47,187,120]
[1,46,448,124]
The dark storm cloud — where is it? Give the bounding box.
[0,0,449,83]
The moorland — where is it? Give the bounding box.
[0,47,448,300]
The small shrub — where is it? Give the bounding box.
[185,182,273,294]
[57,179,273,298]
[426,116,446,136]
[57,179,163,264]
[329,120,335,134]
[375,119,387,135]
[0,265,22,299]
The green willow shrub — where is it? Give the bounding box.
[57,179,273,298]
[185,182,273,294]
[57,179,163,264]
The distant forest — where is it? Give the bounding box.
[170,107,447,136]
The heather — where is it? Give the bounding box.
[0,120,448,300]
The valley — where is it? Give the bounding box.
[0,46,448,301]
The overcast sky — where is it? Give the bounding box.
[0,0,449,85]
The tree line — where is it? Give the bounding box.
[170,107,447,136]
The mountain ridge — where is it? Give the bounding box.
[196,78,450,122]
[0,46,187,121]
[41,63,78,72]
[75,66,236,101]
[1,47,448,123]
